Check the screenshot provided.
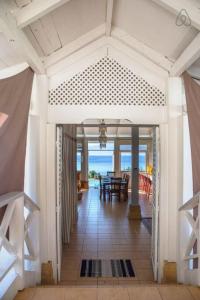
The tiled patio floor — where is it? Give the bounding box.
[15,285,200,300]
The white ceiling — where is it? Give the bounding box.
[113,0,198,61]
[76,119,153,138]
[0,33,24,69]
[0,0,199,77]
[22,0,198,61]
[24,0,107,56]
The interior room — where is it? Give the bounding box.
[59,119,156,285]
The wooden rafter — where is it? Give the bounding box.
[44,24,106,68]
[16,0,71,28]
[106,0,113,36]
[170,33,200,76]
[112,27,173,71]
[152,0,200,31]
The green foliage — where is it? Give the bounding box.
[88,170,98,178]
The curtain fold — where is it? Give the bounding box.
[183,72,200,195]
[0,68,34,196]
[62,124,77,243]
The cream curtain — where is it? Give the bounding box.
[62,124,77,243]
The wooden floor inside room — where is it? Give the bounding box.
[60,188,153,286]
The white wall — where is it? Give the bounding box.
[48,105,167,124]
[24,73,49,282]
[24,115,40,202]
[167,77,183,264]
[45,44,188,283]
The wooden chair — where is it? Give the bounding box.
[139,174,152,200]
[120,174,129,201]
[109,178,121,202]
[99,175,110,201]
[145,177,152,200]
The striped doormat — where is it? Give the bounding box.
[80,259,135,277]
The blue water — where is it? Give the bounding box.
[77,154,146,174]
[89,156,114,175]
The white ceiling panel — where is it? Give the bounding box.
[51,0,106,45]
[0,33,24,68]
[113,0,198,61]
[0,59,7,70]
[24,26,45,57]
[76,124,152,138]
[26,14,62,56]
[24,0,106,56]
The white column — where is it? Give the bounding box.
[28,74,49,281]
[131,126,139,206]
[38,76,49,276]
[82,138,88,183]
[158,123,169,281]
[46,124,57,280]
[114,138,120,176]
[167,77,183,262]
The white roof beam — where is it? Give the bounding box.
[106,0,113,36]
[108,37,168,80]
[0,1,44,73]
[16,0,71,28]
[44,24,106,68]
[170,32,200,76]
[112,27,173,71]
[152,0,200,31]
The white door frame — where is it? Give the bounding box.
[56,126,63,281]
[151,127,160,280]
[45,122,169,283]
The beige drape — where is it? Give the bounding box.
[62,124,77,243]
[183,72,200,195]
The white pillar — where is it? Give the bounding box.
[28,74,49,280]
[114,138,120,176]
[167,77,183,263]
[46,124,57,280]
[82,138,88,184]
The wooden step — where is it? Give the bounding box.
[14,284,200,300]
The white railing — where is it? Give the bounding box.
[179,192,200,286]
[0,192,40,299]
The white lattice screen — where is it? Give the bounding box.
[49,57,166,106]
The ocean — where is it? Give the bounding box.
[77,154,146,174]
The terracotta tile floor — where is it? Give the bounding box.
[60,188,153,286]
[15,285,200,300]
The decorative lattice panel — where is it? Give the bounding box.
[49,57,166,106]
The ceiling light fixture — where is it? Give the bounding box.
[99,119,107,149]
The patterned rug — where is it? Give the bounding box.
[142,217,152,235]
[80,259,135,277]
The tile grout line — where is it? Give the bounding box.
[186,286,196,300]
